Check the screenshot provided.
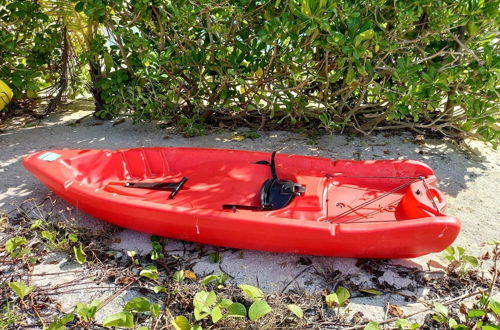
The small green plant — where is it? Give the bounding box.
[47,314,75,330]
[0,301,23,329]
[74,300,100,323]
[140,265,159,281]
[319,113,342,132]
[4,236,30,259]
[208,252,221,263]
[238,284,272,321]
[193,290,217,321]
[150,236,165,260]
[172,283,273,328]
[123,296,160,319]
[127,250,139,265]
[8,281,34,300]
[179,115,205,137]
[325,286,350,308]
[443,246,479,275]
[201,272,229,287]
[432,302,466,328]
[173,270,185,282]
[36,220,80,253]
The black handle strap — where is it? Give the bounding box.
[222,204,272,212]
[270,151,278,179]
[125,177,188,199]
[169,177,188,199]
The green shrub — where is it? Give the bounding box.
[1,0,499,145]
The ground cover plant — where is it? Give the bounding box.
[0,198,498,329]
[0,0,499,145]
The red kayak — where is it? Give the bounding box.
[23,147,460,258]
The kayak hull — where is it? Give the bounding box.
[23,147,461,258]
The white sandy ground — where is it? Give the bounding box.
[0,101,499,325]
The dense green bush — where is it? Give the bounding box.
[0,0,62,97]
[1,0,499,146]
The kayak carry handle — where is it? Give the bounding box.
[169,176,188,199]
[124,176,188,199]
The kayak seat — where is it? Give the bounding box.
[222,152,306,211]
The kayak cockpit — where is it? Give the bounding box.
[58,148,445,224]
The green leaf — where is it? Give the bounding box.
[102,311,134,328]
[345,65,355,85]
[47,321,65,330]
[73,244,86,265]
[151,303,160,317]
[219,298,233,308]
[434,302,448,317]
[444,246,455,257]
[248,300,272,321]
[201,275,218,285]
[42,230,57,243]
[325,293,339,307]
[301,0,311,16]
[67,234,78,243]
[103,51,113,73]
[8,281,34,299]
[467,309,486,318]
[211,306,223,323]
[153,286,166,293]
[355,29,374,47]
[60,314,75,324]
[467,20,478,36]
[227,303,247,317]
[74,2,84,12]
[140,265,158,280]
[287,304,303,318]
[124,296,151,312]
[359,288,382,295]
[395,318,411,328]
[364,321,380,330]
[47,313,76,330]
[462,255,478,267]
[171,315,190,330]
[30,219,44,229]
[5,236,27,254]
[74,300,100,322]
[208,252,221,263]
[336,286,350,306]
[239,284,264,301]
[193,290,216,320]
[489,298,500,316]
[481,325,500,330]
[173,270,185,282]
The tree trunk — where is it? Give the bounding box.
[42,26,69,117]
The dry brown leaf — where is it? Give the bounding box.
[185,270,197,280]
[427,259,447,270]
[388,304,404,317]
[112,118,126,126]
